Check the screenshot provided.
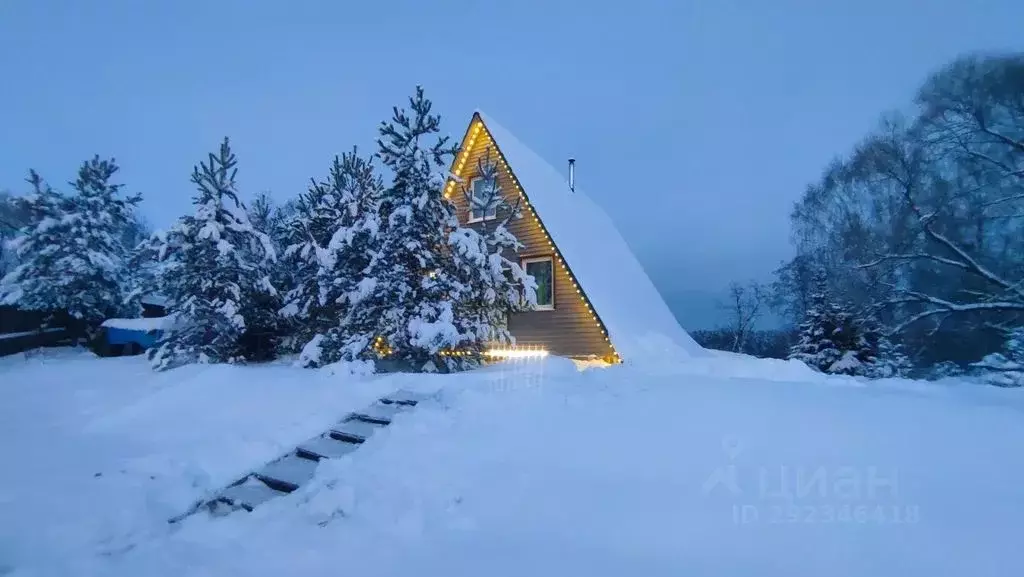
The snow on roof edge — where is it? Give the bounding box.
[474,111,705,361]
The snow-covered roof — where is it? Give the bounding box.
[476,112,705,361]
[101,315,176,331]
[140,294,169,306]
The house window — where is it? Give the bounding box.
[469,176,499,222]
[523,256,554,310]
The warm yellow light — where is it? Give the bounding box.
[484,347,549,359]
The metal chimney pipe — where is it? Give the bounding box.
[568,158,576,193]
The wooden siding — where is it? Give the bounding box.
[446,123,615,359]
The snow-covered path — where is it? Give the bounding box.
[0,348,405,574]
[4,350,1024,576]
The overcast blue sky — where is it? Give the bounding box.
[2,0,1022,329]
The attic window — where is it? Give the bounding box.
[469,176,499,222]
[523,256,554,310]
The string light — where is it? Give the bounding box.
[442,116,623,365]
[484,346,549,359]
[372,336,394,358]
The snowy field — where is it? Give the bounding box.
[0,348,416,575]
[3,348,1024,576]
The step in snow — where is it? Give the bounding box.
[205,498,247,517]
[255,454,319,491]
[352,401,412,424]
[296,435,362,460]
[172,389,434,523]
[381,389,431,406]
[218,476,287,511]
[331,417,386,442]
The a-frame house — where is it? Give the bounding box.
[444,112,701,364]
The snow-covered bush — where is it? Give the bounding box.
[971,328,1024,387]
[930,360,965,379]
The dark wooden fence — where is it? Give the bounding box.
[0,305,72,357]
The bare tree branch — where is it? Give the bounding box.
[859,252,971,272]
[887,289,1024,334]
[981,192,1024,209]
[979,125,1024,156]
[719,281,765,353]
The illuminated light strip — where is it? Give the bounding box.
[484,347,550,359]
[472,120,623,365]
[445,123,482,199]
[445,117,624,365]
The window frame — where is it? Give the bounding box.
[467,175,500,223]
[522,255,555,311]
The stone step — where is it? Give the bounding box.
[255,453,319,491]
[331,416,386,442]
[171,386,438,523]
[352,401,412,424]
[381,389,430,406]
[296,435,362,460]
[218,476,288,511]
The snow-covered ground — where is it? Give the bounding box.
[3,349,1024,576]
[0,348,416,575]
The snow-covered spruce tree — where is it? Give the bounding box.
[858,315,913,379]
[123,241,162,316]
[0,172,66,317]
[337,86,480,372]
[300,148,385,367]
[247,192,293,289]
[232,195,284,361]
[146,138,277,370]
[247,192,285,244]
[279,173,347,353]
[972,327,1024,387]
[789,273,837,371]
[447,150,536,353]
[0,190,33,278]
[0,159,141,342]
[246,191,298,352]
[788,272,864,375]
[789,277,908,378]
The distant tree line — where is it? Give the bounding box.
[693,51,1024,385]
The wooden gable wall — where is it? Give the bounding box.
[444,118,617,360]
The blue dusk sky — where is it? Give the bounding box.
[1,0,1022,329]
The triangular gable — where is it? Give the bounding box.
[447,111,704,362]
